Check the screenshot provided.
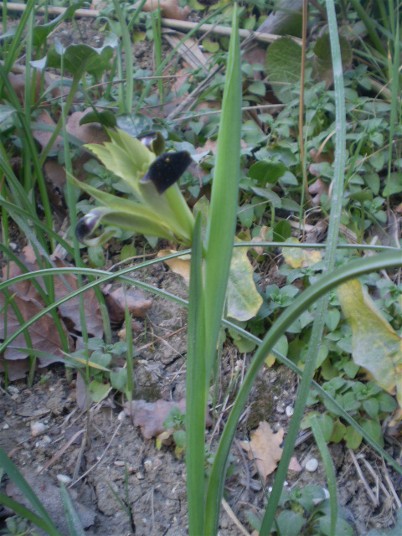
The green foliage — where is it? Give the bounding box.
[305,378,397,449]
[246,484,354,535]
[163,407,187,457]
[66,338,130,403]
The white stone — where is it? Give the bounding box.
[305,458,319,472]
[57,474,72,484]
[285,405,294,417]
[31,421,47,437]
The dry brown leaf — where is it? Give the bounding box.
[250,225,270,256]
[32,110,63,152]
[103,286,153,325]
[157,249,190,284]
[141,0,190,20]
[124,398,187,439]
[52,258,103,338]
[44,160,66,190]
[239,421,284,482]
[124,398,211,439]
[288,455,302,473]
[0,357,29,381]
[6,471,95,532]
[8,71,42,104]
[0,250,104,378]
[0,275,69,372]
[66,110,109,145]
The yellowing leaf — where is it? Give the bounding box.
[157,249,191,284]
[282,238,322,268]
[338,279,402,406]
[159,244,263,322]
[239,421,283,482]
[227,245,263,321]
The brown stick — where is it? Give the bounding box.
[0,2,302,45]
[0,2,99,18]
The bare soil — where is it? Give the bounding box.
[1,268,398,535]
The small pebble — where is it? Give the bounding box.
[137,472,145,480]
[57,474,72,484]
[31,421,47,437]
[117,411,126,421]
[114,460,125,467]
[276,402,285,414]
[3,423,9,430]
[305,458,319,472]
[35,435,51,448]
[7,386,19,396]
[285,405,294,417]
[143,459,152,472]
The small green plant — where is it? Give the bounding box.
[1,515,38,536]
[305,378,397,450]
[160,406,187,458]
[66,338,130,403]
[246,484,354,535]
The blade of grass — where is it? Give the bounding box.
[1,0,36,74]
[186,214,207,535]
[0,494,61,535]
[260,0,347,531]
[113,0,135,114]
[151,9,164,103]
[386,7,400,200]
[201,8,241,531]
[59,484,86,536]
[349,0,386,55]
[0,449,61,535]
[203,3,241,391]
[310,415,338,536]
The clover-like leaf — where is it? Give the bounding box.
[47,33,118,77]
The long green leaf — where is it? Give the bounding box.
[186,214,207,535]
[201,6,241,533]
[0,449,61,536]
[203,4,241,394]
[310,415,338,536]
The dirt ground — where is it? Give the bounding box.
[1,266,399,536]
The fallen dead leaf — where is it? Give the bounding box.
[157,249,191,285]
[288,455,303,473]
[32,110,63,152]
[124,398,187,439]
[66,110,109,145]
[124,398,211,439]
[308,178,329,205]
[239,421,284,482]
[103,286,153,325]
[0,248,106,378]
[250,225,270,256]
[8,70,42,104]
[6,472,95,532]
[52,258,104,338]
[282,238,322,269]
